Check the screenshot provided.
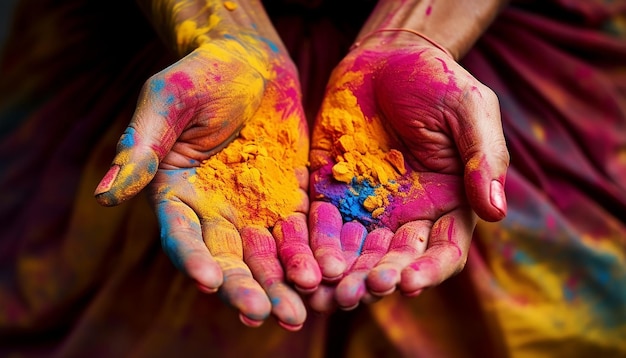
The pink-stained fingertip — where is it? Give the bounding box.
[239,313,264,328]
[94,165,120,196]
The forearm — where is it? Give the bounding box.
[358,0,509,60]
[136,0,285,56]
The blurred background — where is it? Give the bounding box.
[0,1,18,51]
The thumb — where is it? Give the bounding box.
[94,73,192,206]
[454,84,510,222]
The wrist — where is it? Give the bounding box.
[355,0,508,60]
[351,28,453,59]
[138,0,287,58]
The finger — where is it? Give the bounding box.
[308,284,338,314]
[273,213,321,294]
[399,209,475,296]
[335,228,393,310]
[324,221,367,311]
[203,217,271,327]
[154,194,223,292]
[295,166,309,192]
[453,83,509,222]
[95,71,198,206]
[309,201,346,282]
[340,221,368,267]
[294,166,310,215]
[242,226,307,331]
[366,221,430,296]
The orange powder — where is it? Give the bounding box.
[223,1,238,11]
[313,70,414,218]
[192,83,308,228]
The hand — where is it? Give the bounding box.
[308,42,509,311]
[94,37,321,329]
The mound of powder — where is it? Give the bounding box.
[312,71,414,226]
[193,84,307,228]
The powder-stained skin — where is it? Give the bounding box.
[146,39,316,330]
[311,48,468,231]
[95,0,320,330]
[193,66,308,228]
[308,42,507,310]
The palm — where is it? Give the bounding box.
[96,39,321,329]
[311,47,469,231]
[149,58,321,330]
[309,44,503,311]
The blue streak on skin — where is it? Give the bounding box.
[147,159,158,176]
[150,78,173,115]
[356,227,367,255]
[119,127,136,150]
[271,297,280,306]
[156,199,186,272]
[151,77,166,94]
[258,36,279,53]
[155,181,201,274]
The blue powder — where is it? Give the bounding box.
[150,77,165,93]
[119,127,136,149]
[328,178,378,225]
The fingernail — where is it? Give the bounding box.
[239,313,264,328]
[338,303,359,311]
[370,287,396,297]
[322,274,343,283]
[196,283,218,294]
[295,285,319,295]
[402,288,423,298]
[278,321,304,332]
[490,180,507,216]
[94,165,120,196]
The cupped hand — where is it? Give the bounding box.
[94,37,320,330]
[308,42,509,311]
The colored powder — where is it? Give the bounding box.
[192,77,308,229]
[223,1,237,11]
[312,68,418,227]
[176,16,221,53]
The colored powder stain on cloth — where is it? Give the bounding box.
[193,82,306,228]
[313,69,415,227]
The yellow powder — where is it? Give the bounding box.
[313,69,413,214]
[223,1,238,11]
[192,82,308,229]
[197,39,272,80]
[176,17,219,53]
